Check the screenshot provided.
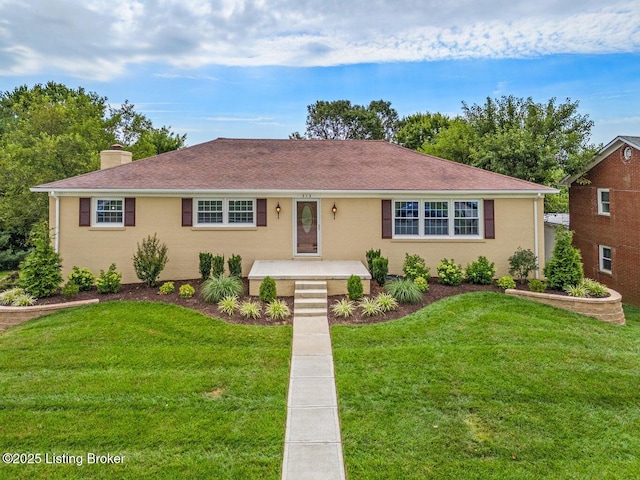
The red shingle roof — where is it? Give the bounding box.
[34,138,555,193]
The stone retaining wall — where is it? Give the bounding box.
[0,299,99,330]
[505,288,625,325]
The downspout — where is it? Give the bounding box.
[51,191,60,253]
[534,194,540,279]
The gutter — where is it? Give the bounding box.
[51,191,60,253]
[534,194,540,279]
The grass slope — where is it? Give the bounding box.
[0,302,291,479]
[332,292,640,480]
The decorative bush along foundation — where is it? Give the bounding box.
[0,299,99,329]
[505,288,625,325]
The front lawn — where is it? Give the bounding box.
[0,302,291,479]
[332,293,640,479]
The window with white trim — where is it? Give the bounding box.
[95,198,123,226]
[597,189,610,215]
[195,199,255,226]
[394,200,481,238]
[599,245,612,273]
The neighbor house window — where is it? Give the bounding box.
[195,199,255,226]
[599,245,612,273]
[95,199,123,226]
[394,199,481,238]
[597,189,610,215]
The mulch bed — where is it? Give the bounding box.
[37,278,507,326]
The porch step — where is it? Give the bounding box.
[294,281,328,317]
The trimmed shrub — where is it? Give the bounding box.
[347,274,364,301]
[332,298,355,318]
[372,256,389,287]
[466,256,496,285]
[259,276,277,303]
[199,252,213,281]
[179,284,195,299]
[414,276,429,292]
[218,295,239,316]
[385,278,422,304]
[240,300,261,319]
[508,247,538,284]
[96,264,122,294]
[365,249,381,275]
[437,258,465,286]
[201,275,244,303]
[132,233,169,287]
[528,278,546,293]
[18,222,62,298]
[212,254,225,278]
[266,299,291,321]
[68,266,95,291]
[62,281,80,298]
[544,228,583,290]
[228,254,242,278]
[0,287,26,305]
[497,276,516,290]
[403,253,429,281]
[159,281,175,295]
[375,292,398,312]
[359,297,383,317]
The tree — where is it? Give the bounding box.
[395,112,452,150]
[294,99,399,140]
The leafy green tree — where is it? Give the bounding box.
[395,112,452,150]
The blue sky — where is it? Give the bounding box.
[1,1,639,147]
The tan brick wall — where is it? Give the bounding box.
[54,196,544,284]
[0,299,99,329]
[570,144,640,305]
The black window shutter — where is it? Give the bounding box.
[124,198,136,226]
[257,199,267,227]
[484,199,495,239]
[79,197,91,226]
[182,198,193,227]
[382,199,392,239]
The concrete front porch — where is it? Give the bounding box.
[248,260,371,296]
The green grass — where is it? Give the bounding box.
[332,293,640,479]
[0,302,291,479]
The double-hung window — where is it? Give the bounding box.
[599,245,612,273]
[196,199,255,226]
[597,189,610,215]
[95,199,124,226]
[394,199,480,238]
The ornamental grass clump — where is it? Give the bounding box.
[240,300,261,319]
[385,279,422,304]
[375,292,398,313]
[201,275,244,304]
[359,297,383,317]
[332,298,355,318]
[10,292,36,306]
[265,299,291,321]
[0,287,25,305]
[437,258,465,286]
[581,278,608,298]
[217,295,239,316]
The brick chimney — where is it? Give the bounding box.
[100,144,132,170]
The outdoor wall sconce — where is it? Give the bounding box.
[276,202,281,219]
[332,203,337,219]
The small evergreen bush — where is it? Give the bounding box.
[201,275,244,303]
[359,297,383,317]
[266,299,291,321]
[347,274,364,301]
[259,276,277,303]
[372,256,389,286]
[544,229,583,290]
[61,281,80,298]
[68,266,95,291]
[212,254,225,277]
[228,254,242,278]
[437,258,465,286]
[332,298,355,318]
[466,256,496,285]
[199,252,213,280]
[132,233,169,287]
[159,281,175,295]
[414,276,429,292]
[365,249,381,274]
[508,247,538,284]
[218,295,239,316]
[402,253,429,281]
[18,222,62,298]
[528,278,546,293]
[179,284,195,299]
[385,278,422,304]
[96,264,122,294]
[240,300,261,319]
[497,276,516,290]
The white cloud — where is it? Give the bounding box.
[0,0,638,80]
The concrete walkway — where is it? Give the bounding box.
[282,282,346,480]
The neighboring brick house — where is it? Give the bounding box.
[563,136,640,305]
